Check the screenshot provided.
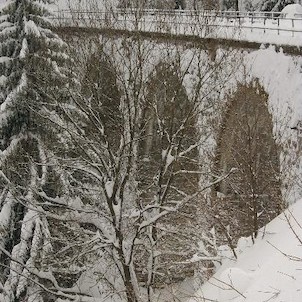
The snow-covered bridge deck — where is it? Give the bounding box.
[52,9,302,47]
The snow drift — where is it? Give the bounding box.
[186,200,302,302]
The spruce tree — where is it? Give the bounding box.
[257,0,295,11]
[0,1,79,300]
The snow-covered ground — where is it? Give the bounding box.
[184,200,302,302]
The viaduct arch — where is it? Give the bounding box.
[213,82,283,242]
[58,28,302,283]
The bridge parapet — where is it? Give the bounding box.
[50,9,302,47]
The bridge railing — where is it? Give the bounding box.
[50,9,302,42]
[52,8,302,21]
[114,8,302,19]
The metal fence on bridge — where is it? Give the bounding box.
[51,9,302,42]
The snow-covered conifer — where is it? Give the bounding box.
[257,0,295,11]
[0,1,79,300]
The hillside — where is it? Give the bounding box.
[185,201,302,302]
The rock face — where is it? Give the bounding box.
[212,83,283,244]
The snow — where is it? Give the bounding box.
[281,4,302,18]
[0,74,7,85]
[243,46,302,203]
[0,0,12,10]
[185,201,302,302]
[0,56,12,63]
[24,20,41,37]
[0,21,12,29]
[162,148,175,173]
[105,180,114,198]
[42,0,109,12]
[19,38,28,59]
[0,194,13,249]
[0,72,27,124]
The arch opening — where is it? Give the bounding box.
[213,82,283,241]
[137,61,199,285]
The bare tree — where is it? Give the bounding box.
[213,82,283,243]
[46,23,242,300]
[0,3,244,301]
[186,0,220,10]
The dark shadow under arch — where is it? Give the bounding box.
[82,50,122,150]
[213,82,283,240]
[137,61,199,285]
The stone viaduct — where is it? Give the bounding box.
[53,11,302,282]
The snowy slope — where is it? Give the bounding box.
[186,201,302,302]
